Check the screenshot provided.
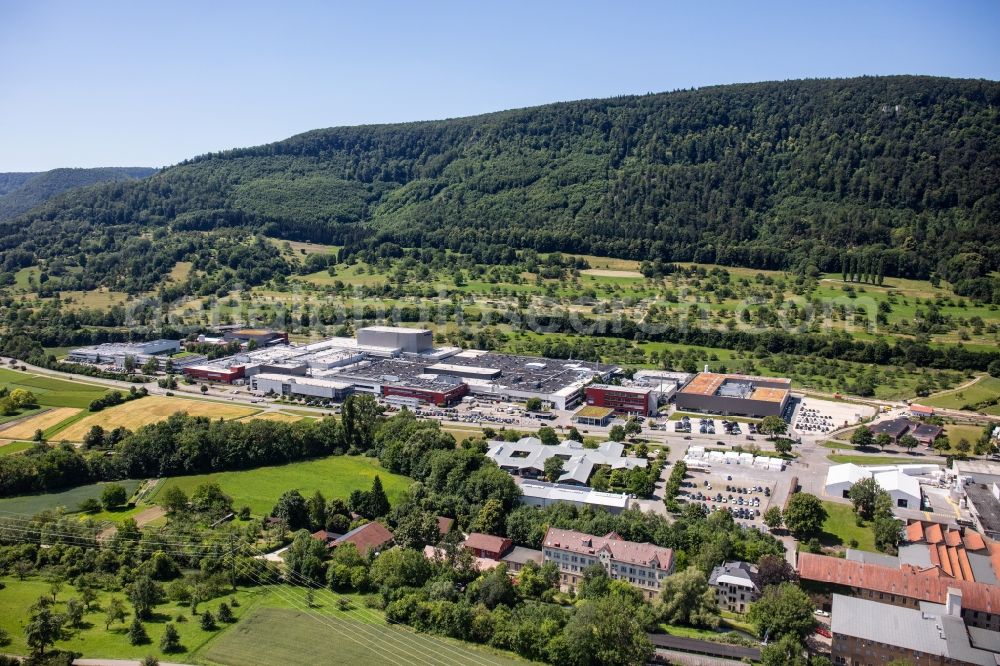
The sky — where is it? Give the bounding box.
[1,0,999,171]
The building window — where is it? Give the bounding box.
[897,498,908,508]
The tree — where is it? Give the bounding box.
[932,435,951,452]
[875,433,892,451]
[160,486,188,514]
[543,456,565,482]
[128,617,150,645]
[609,424,626,441]
[576,563,611,599]
[783,493,827,538]
[756,554,796,588]
[200,384,209,394]
[190,482,232,516]
[956,438,971,454]
[537,426,559,446]
[657,566,720,628]
[474,564,517,609]
[773,438,792,455]
[271,490,310,530]
[760,634,808,666]
[284,530,329,585]
[9,388,38,408]
[104,596,127,630]
[83,425,106,449]
[127,575,163,620]
[101,483,128,510]
[566,426,582,442]
[899,434,919,452]
[623,418,642,439]
[217,602,234,623]
[366,476,390,518]
[525,397,543,412]
[471,498,505,536]
[159,622,182,653]
[123,355,136,374]
[393,510,440,549]
[307,490,327,531]
[874,516,902,553]
[847,477,884,521]
[747,582,816,640]
[763,506,783,531]
[560,595,653,666]
[78,582,99,611]
[200,610,217,631]
[760,416,787,439]
[369,547,433,590]
[850,427,874,449]
[25,607,62,657]
[65,598,84,629]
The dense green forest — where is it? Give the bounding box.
[1,76,998,300]
[0,167,156,221]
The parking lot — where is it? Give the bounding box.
[791,397,875,436]
[676,466,782,530]
[670,415,762,439]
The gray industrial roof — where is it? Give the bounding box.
[845,548,900,569]
[487,438,646,485]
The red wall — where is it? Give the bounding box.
[585,386,653,416]
[184,366,245,383]
[383,383,468,406]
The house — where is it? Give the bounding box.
[868,418,912,443]
[901,520,994,582]
[542,527,674,600]
[831,591,1000,665]
[436,516,455,536]
[708,561,760,613]
[332,522,393,555]
[463,532,513,560]
[797,551,1000,630]
[908,404,936,418]
[825,463,870,499]
[911,422,944,446]
[422,545,499,572]
[501,547,544,574]
[309,529,342,548]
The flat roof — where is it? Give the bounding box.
[831,594,948,656]
[574,405,615,419]
[965,484,1000,534]
[360,326,430,334]
[680,372,727,396]
[750,387,789,403]
[587,384,652,395]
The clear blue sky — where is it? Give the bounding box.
[1,0,998,171]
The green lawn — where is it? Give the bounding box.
[147,455,412,516]
[925,377,1000,413]
[0,367,110,409]
[0,440,33,456]
[819,501,875,552]
[0,479,142,517]
[201,606,529,666]
[827,453,925,465]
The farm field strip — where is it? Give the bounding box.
[0,407,80,440]
[57,396,259,441]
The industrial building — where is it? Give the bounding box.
[222,329,288,347]
[66,340,193,370]
[356,325,432,353]
[674,372,790,417]
[824,463,927,510]
[584,384,656,416]
[487,437,647,485]
[250,373,354,401]
[519,480,632,514]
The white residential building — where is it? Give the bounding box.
[708,561,760,613]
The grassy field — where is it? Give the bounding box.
[944,423,987,447]
[925,376,1000,414]
[0,368,110,409]
[0,440,33,456]
[239,412,307,423]
[827,453,926,465]
[0,479,142,516]
[0,407,80,440]
[148,455,412,516]
[201,606,528,666]
[819,501,876,552]
[58,396,259,441]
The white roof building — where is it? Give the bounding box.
[487,437,647,486]
[825,463,925,510]
[519,480,631,514]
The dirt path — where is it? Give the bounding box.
[133,505,167,526]
[580,268,643,278]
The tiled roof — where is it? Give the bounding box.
[543,527,673,569]
[436,516,454,535]
[906,520,991,582]
[798,552,1000,614]
[333,522,393,555]
[464,532,510,553]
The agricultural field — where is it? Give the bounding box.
[0,368,110,409]
[0,479,142,516]
[148,455,412,516]
[0,440,33,456]
[0,407,80,440]
[57,396,259,441]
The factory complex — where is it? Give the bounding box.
[183,326,618,410]
[674,371,791,418]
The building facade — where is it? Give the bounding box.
[674,372,790,418]
[584,384,656,416]
[708,561,760,613]
[542,527,673,600]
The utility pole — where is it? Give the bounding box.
[229,533,237,593]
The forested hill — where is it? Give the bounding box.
[0,166,156,221]
[2,76,999,299]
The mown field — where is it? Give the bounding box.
[148,455,412,516]
[819,501,876,552]
[0,367,110,409]
[925,376,1000,414]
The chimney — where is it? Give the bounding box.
[946,587,963,617]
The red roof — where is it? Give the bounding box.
[905,520,990,582]
[797,552,1000,613]
[437,516,454,535]
[543,527,673,569]
[464,532,511,554]
[910,404,935,415]
[333,522,393,555]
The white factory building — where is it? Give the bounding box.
[825,463,934,510]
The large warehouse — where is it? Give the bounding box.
[674,372,791,418]
[584,384,656,416]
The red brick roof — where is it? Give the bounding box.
[905,520,989,582]
[543,527,673,569]
[333,522,393,555]
[464,532,510,554]
[797,552,1000,614]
